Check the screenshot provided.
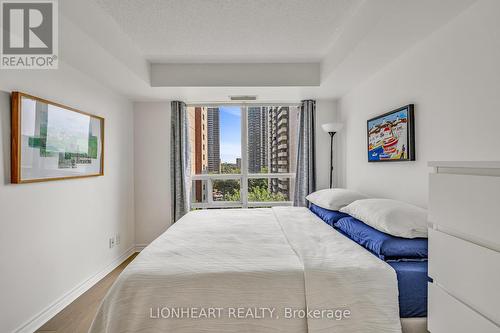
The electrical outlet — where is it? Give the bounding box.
[109,237,115,248]
[115,234,120,245]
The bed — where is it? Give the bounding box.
[90,207,427,333]
[388,260,428,319]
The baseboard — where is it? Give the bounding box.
[13,245,136,333]
[135,243,149,252]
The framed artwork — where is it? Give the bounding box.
[11,92,104,183]
[367,104,415,162]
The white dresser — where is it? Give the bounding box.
[428,161,500,333]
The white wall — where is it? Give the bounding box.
[133,100,336,244]
[134,102,171,246]
[315,100,338,189]
[337,0,500,208]
[0,62,135,333]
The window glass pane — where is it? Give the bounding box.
[248,178,290,202]
[219,106,242,174]
[188,106,241,174]
[212,179,241,202]
[191,180,208,204]
[188,104,297,209]
[247,106,299,174]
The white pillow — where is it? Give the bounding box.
[306,188,367,211]
[340,199,428,238]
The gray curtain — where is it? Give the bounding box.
[171,101,191,222]
[294,100,316,207]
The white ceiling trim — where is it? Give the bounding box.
[151,63,320,87]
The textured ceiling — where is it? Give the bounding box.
[92,0,358,62]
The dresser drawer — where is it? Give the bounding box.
[428,283,500,333]
[429,229,500,325]
[428,173,500,251]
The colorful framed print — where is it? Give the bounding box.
[367,104,415,162]
[11,92,104,183]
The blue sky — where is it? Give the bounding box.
[368,109,409,130]
[219,106,241,163]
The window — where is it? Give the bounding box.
[188,105,299,208]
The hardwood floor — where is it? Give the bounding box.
[36,252,138,333]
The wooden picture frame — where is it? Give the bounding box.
[367,104,415,162]
[11,92,105,183]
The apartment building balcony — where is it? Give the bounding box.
[277,127,287,135]
[278,183,288,190]
[278,134,288,141]
[278,152,287,157]
[277,111,288,118]
[278,118,288,126]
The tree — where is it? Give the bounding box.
[220,163,240,174]
[212,177,287,203]
[225,190,241,202]
[249,178,268,190]
[213,179,240,201]
[248,187,286,202]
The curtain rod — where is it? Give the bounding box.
[186,102,302,108]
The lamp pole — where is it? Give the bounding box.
[329,131,336,188]
[321,122,343,189]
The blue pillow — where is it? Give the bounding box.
[334,217,428,260]
[309,204,350,227]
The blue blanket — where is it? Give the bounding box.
[388,260,428,318]
[334,217,428,260]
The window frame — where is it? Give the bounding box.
[188,103,299,209]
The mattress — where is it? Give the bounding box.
[90,207,402,333]
[388,260,428,318]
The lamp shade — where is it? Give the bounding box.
[321,122,344,133]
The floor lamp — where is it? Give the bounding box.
[321,122,344,188]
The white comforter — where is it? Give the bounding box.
[90,207,401,333]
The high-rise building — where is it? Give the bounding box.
[188,106,209,202]
[206,107,220,173]
[188,107,196,175]
[247,107,268,173]
[268,106,297,199]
